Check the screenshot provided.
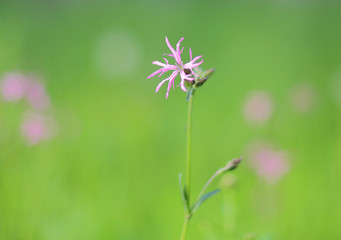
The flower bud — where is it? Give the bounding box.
[226,157,242,171]
[195,68,215,88]
[185,79,195,88]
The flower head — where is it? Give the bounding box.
[247,142,290,184]
[25,78,50,111]
[147,37,204,98]
[252,147,289,184]
[1,73,27,102]
[21,112,55,145]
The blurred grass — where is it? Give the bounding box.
[0,0,341,239]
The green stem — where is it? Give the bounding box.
[195,166,228,204]
[180,92,194,240]
[192,158,242,212]
[186,93,194,207]
[180,217,189,240]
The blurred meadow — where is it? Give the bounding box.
[1,0,341,239]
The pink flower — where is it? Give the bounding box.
[244,91,273,124]
[1,73,27,102]
[25,78,50,111]
[21,113,55,145]
[147,36,204,98]
[0,73,50,111]
[247,143,290,184]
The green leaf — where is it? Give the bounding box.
[191,188,221,213]
[186,88,194,102]
[178,173,189,212]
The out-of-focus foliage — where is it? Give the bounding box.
[0,0,341,239]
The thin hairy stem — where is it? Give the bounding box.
[180,92,194,240]
[186,93,194,207]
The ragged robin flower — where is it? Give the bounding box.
[147,37,203,98]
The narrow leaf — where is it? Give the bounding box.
[178,173,189,212]
[191,188,221,213]
[186,88,194,101]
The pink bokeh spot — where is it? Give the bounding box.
[0,73,50,111]
[1,72,55,145]
[21,113,53,145]
[244,91,273,124]
[253,149,289,183]
[1,74,27,102]
[249,144,290,184]
[25,79,50,111]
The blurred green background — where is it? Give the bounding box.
[1,0,341,239]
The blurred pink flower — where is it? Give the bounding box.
[248,144,289,184]
[1,73,27,102]
[21,113,55,145]
[147,36,204,98]
[244,91,273,124]
[25,78,50,111]
[290,83,316,113]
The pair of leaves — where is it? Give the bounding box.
[178,159,242,216]
[178,173,220,215]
